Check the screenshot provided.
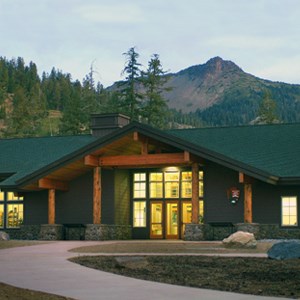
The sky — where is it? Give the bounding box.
[0,0,300,87]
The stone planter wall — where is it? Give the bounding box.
[85,224,132,240]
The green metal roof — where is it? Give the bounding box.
[168,123,300,180]
[0,135,97,188]
[0,122,299,189]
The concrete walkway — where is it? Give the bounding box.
[0,241,289,300]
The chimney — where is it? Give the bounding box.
[90,113,130,137]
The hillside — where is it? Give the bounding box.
[162,57,300,126]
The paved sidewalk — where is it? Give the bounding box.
[0,241,289,300]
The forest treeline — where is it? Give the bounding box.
[0,49,202,138]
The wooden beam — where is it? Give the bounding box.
[192,163,199,224]
[239,172,254,184]
[84,155,99,167]
[244,183,253,223]
[38,178,69,191]
[93,166,102,224]
[99,153,191,167]
[48,188,55,225]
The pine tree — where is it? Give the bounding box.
[119,47,143,121]
[256,91,280,124]
[141,54,170,128]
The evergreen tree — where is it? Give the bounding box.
[256,91,280,124]
[119,47,143,120]
[141,54,170,128]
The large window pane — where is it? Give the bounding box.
[0,190,4,201]
[181,172,192,198]
[281,196,297,226]
[165,182,179,198]
[0,205,4,228]
[7,204,23,228]
[133,173,146,198]
[133,201,146,227]
[7,192,23,201]
[150,172,163,198]
[165,171,179,198]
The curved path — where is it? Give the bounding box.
[0,241,288,300]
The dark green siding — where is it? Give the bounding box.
[102,169,115,224]
[114,170,130,225]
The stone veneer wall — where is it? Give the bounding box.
[184,223,300,241]
[39,224,64,240]
[85,224,132,240]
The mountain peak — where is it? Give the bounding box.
[177,56,242,79]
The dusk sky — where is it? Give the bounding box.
[1,0,299,87]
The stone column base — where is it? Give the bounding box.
[184,224,205,241]
[85,224,132,240]
[39,224,64,240]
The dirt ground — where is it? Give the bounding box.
[69,241,300,299]
[0,282,75,300]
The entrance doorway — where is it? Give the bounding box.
[150,201,183,239]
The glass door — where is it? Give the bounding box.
[150,202,163,239]
[182,201,192,237]
[166,201,179,239]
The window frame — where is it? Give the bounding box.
[281,196,298,227]
[0,189,24,229]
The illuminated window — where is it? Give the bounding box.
[199,200,204,223]
[199,171,204,197]
[133,173,146,198]
[7,192,23,201]
[133,201,146,227]
[0,190,24,229]
[0,190,4,201]
[0,204,4,228]
[282,196,297,226]
[165,171,179,198]
[149,173,163,198]
[7,204,23,228]
[181,172,192,198]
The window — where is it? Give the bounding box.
[282,196,297,226]
[0,189,24,229]
[199,200,204,223]
[133,173,146,198]
[0,204,4,228]
[199,171,204,197]
[7,204,23,228]
[149,173,163,198]
[181,172,192,198]
[165,171,179,198]
[133,201,146,227]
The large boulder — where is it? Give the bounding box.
[268,241,300,260]
[0,231,10,241]
[222,231,257,248]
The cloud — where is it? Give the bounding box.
[75,3,145,24]
[256,56,300,84]
[207,35,283,51]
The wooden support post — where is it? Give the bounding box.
[48,189,55,225]
[244,183,252,223]
[93,166,102,224]
[192,163,199,224]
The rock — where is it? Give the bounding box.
[268,241,300,260]
[222,231,257,248]
[0,231,10,241]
